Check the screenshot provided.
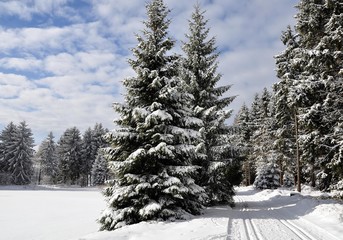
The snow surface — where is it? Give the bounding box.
[0,185,106,240]
[0,185,342,240]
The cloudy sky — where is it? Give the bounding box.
[0,0,297,144]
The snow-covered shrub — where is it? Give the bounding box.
[283,172,294,188]
[331,180,343,200]
[254,160,280,190]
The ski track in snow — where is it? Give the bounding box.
[227,189,342,240]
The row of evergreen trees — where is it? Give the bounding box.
[99,0,238,230]
[0,122,109,186]
[234,88,289,190]
[234,0,342,192]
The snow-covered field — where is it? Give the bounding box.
[0,185,106,240]
[0,185,342,240]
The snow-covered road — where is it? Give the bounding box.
[228,187,342,240]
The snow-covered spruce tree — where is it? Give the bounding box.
[291,0,331,189]
[91,150,108,186]
[0,122,18,184]
[310,0,343,190]
[233,104,253,186]
[90,123,108,185]
[274,25,305,191]
[99,0,206,230]
[81,127,94,186]
[81,124,108,186]
[0,122,17,171]
[7,121,34,185]
[92,123,108,154]
[282,0,343,190]
[57,127,83,184]
[273,27,298,186]
[252,89,280,189]
[180,4,236,205]
[241,93,262,185]
[36,132,58,184]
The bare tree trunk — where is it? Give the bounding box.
[247,162,251,185]
[311,162,315,187]
[295,110,301,192]
[279,159,284,186]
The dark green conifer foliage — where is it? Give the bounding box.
[99,0,206,230]
[36,132,58,184]
[252,89,281,189]
[81,127,94,185]
[8,121,34,185]
[0,122,17,177]
[275,0,343,190]
[91,150,109,185]
[180,4,236,205]
[57,127,83,184]
[234,104,253,186]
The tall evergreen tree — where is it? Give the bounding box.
[0,122,17,183]
[252,89,281,189]
[180,4,236,205]
[92,123,108,156]
[81,123,108,186]
[36,132,58,184]
[233,104,253,186]
[90,123,108,185]
[100,0,205,230]
[7,121,34,185]
[308,0,343,190]
[273,28,298,185]
[275,0,343,190]
[292,0,332,189]
[0,122,17,172]
[91,150,108,186]
[81,127,94,185]
[57,127,83,184]
[242,94,262,185]
[274,25,304,191]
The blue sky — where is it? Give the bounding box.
[0,0,297,144]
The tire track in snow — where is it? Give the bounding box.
[233,194,320,240]
[230,188,343,240]
[271,205,343,240]
[254,203,317,240]
[278,219,315,240]
[233,196,263,240]
[265,206,316,240]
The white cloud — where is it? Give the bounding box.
[0,1,31,20]
[0,57,42,71]
[0,0,74,21]
[0,0,297,144]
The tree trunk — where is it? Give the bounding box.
[311,162,315,187]
[279,159,284,186]
[294,110,301,192]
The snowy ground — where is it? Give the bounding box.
[0,185,106,240]
[0,185,342,240]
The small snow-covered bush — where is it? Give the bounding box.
[254,161,280,190]
[331,180,343,200]
[283,172,294,188]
